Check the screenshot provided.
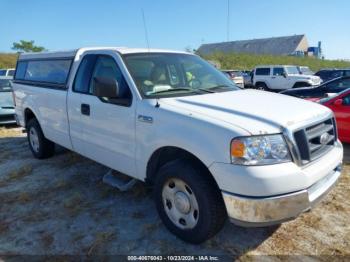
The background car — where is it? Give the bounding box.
[0,68,15,77]
[297,66,314,75]
[280,76,350,99]
[222,70,244,88]
[315,69,350,82]
[0,76,16,125]
[318,88,350,143]
[241,70,254,88]
[252,65,321,91]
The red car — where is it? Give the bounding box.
[319,88,350,143]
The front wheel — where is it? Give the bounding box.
[154,159,227,244]
[255,82,268,91]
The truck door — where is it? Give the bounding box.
[270,67,287,90]
[75,54,136,177]
[67,54,97,155]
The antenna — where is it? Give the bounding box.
[227,0,230,42]
[142,9,150,51]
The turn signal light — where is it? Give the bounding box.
[231,139,245,158]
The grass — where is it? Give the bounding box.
[87,231,116,255]
[0,53,17,69]
[63,193,84,212]
[142,221,161,235]
[0,127,23,138]
[0,164,33,187]
[8,164,33,180]
[201,52,350,71]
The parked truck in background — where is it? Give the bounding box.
[12,48,343,243]
[0,68,15,77]
[253,65,321,91]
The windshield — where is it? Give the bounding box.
[319,88,350,103]
[0,79,12,92]
[285,66,300,75]
[123,53,239,98]
[299,67,314,75]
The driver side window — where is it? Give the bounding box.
[273,67,284,76]
[89,55,132,105]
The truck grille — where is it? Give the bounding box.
[293,118,336,164]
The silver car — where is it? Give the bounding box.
[0,76,16,125]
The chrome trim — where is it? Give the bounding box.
[137,115,153,123]
[282,111,335,167]
[282,127,302,166]
[223,163,342,227]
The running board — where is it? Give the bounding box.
[102,170,137,192]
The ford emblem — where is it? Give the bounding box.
[320,133,330,145]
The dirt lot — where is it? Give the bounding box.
[0,126,349,259]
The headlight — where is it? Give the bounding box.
[230,134,291,165]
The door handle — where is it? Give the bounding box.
[81,103,90,116]
[271,76,276,79]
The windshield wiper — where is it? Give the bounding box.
[204,85,234,91]
[150,88,194,95]
[197,88,215,93]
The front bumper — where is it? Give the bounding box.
[222,164,342,227]
[0,113,16,125]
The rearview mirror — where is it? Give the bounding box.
[334,98,343,106]
[92,77,119,98]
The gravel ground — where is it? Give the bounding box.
[0,126,349,260]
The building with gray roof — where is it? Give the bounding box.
[197,35,309,56]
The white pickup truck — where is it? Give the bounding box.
[12,48,343,243]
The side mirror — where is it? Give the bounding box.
[334,98,343,106]
[282,72,287,78]
[92,77,119,98]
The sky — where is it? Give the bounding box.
[1,0,350,60]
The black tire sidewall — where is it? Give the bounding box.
[154,159,225,244]
[256,83,267,90]
[27,119,53,159]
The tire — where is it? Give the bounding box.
[255,82,268,91]
[26,118,55,159]
[154,159,227,244]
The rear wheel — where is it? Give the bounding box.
[154,159,227,244]
[27,118,55,159]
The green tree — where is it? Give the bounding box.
[12,40,45,53]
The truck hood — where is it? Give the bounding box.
[0,92,14,108]
[161,90,331,135]
[288,74,318,80]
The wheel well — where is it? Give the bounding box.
[24,108,36,127]
[255,81,267,87]
[146,146,217,187]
